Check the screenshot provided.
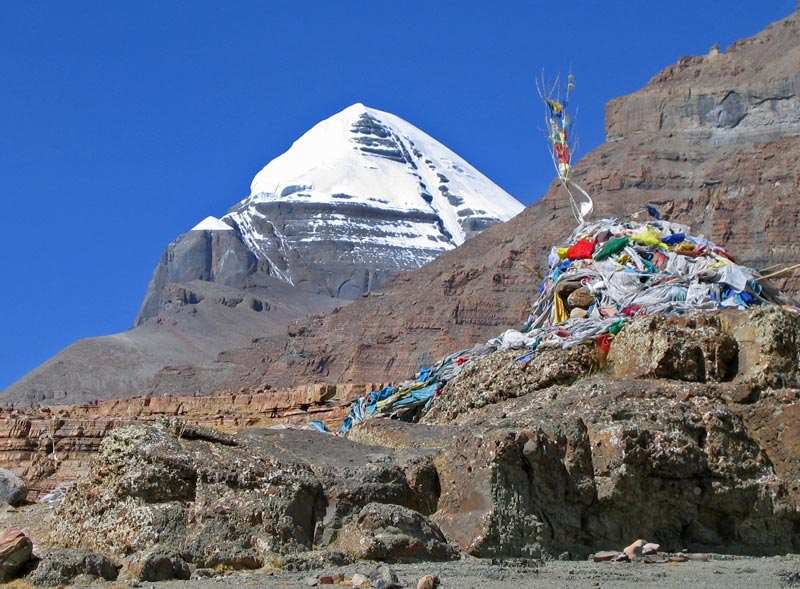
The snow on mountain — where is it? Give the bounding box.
[191,216,233,231]
[224,103,524,286]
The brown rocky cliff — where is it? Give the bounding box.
[0,383,374,497]
[230,10,800,389]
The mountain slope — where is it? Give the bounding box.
[4,105,522,406]
[228,8,800,389]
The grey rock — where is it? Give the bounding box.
[28,548,119,586]
[567,286,594,309]
[370,563,401,589]
[613,553,630,563]
[642,542,660,556]
[0,469,27,506]
[136,228,259,323]
[130,550,190,582]
[191,568,217,579]
[276,550,353,572]
[336,503,458,562]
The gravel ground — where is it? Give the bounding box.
[142,555,800,589]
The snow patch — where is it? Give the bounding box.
[191,216,233,231]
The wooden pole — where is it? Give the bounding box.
[758,263,800,281]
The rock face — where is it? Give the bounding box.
[0,383,371,498]
[42,306,800,567]
[3,104,522,406]
[135,223,258,323]
[228,9,800,390]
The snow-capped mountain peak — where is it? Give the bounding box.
[223,103,524,292]
[243,103,522,245]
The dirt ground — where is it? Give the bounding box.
[137,556,800,589]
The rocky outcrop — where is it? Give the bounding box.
[0,383,371,498]
[421,378,798,557]
[50,376,800,566]
[135,226,258,324]
[51,422,448,571]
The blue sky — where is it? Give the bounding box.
[0,1,794,389]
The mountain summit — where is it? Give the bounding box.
[239,103,522,261]
[136,103,522,323]
[5,104,523,405]
[222,102,521,292]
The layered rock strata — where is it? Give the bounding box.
[0,383,373,498]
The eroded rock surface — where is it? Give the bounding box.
[2,306,796,578]
[52,421,445,572]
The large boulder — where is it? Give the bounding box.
[607,308,800,387]
[335,503,457,562]
[0,469,27,506]
[0,528,32,581]
[607,314,739,382]
[367,376,800,558]
[28,549,119,586]
[721,306,800,389]
[127,549,190,582]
